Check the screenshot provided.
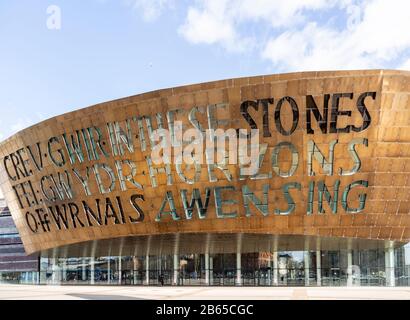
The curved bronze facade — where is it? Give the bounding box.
[1,69,409,256]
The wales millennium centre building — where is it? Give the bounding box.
[0,70,409,286]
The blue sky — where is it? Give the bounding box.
[1,0,410,141]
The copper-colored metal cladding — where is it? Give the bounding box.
[0,70,409,255]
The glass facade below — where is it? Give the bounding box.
[32,245,410,287]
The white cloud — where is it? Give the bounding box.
[128,0,174,22]
[178,0,410,71]
[263,0,410,71]
[178,0,338,52]
[179,1,250,52]
[234,0,336,27]
[124,0,410,70]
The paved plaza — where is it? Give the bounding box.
[0,284,409,300]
